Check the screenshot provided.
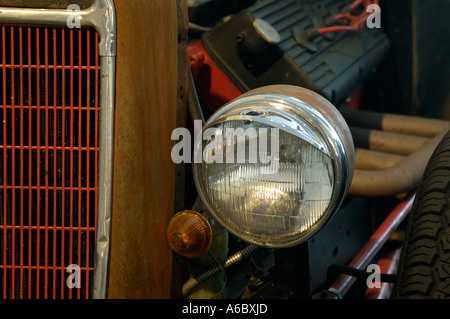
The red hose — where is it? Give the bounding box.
[319,0,379,34]
[349,0,364,9]
[319,26,358,34]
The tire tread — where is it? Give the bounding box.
[396,131,450,299]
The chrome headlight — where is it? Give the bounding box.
[193,85,354,248]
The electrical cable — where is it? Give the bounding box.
[328,264,397,284]
[314,0,378,35]
[182,245,259,297]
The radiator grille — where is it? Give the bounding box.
[0,25,100,299]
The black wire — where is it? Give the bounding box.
[207,249,227,299]
[328,264,397,283]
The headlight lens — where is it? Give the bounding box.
[193,85,354,248]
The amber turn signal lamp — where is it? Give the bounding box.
[167,210,213,258]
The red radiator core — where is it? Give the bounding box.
[0,25,100,299]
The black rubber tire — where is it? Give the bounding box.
[395,130,450,299]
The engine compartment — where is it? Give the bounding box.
[180,0,450,300]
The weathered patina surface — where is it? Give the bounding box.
[107,0,188,298]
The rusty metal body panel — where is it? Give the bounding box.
[107,0,188,298]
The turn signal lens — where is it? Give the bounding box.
[167,211,213,258]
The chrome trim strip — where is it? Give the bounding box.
[93,55,116,299]
[0,0,116,298]
[0,0,116,56]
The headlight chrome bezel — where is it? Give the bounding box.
[193,85,355,248]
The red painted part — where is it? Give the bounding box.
[188,40,242,114]
[332,0,379,30]
[0,25,99,299]
[365,245,402,299]
[329,192,416,298]
[346,90,361,110]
